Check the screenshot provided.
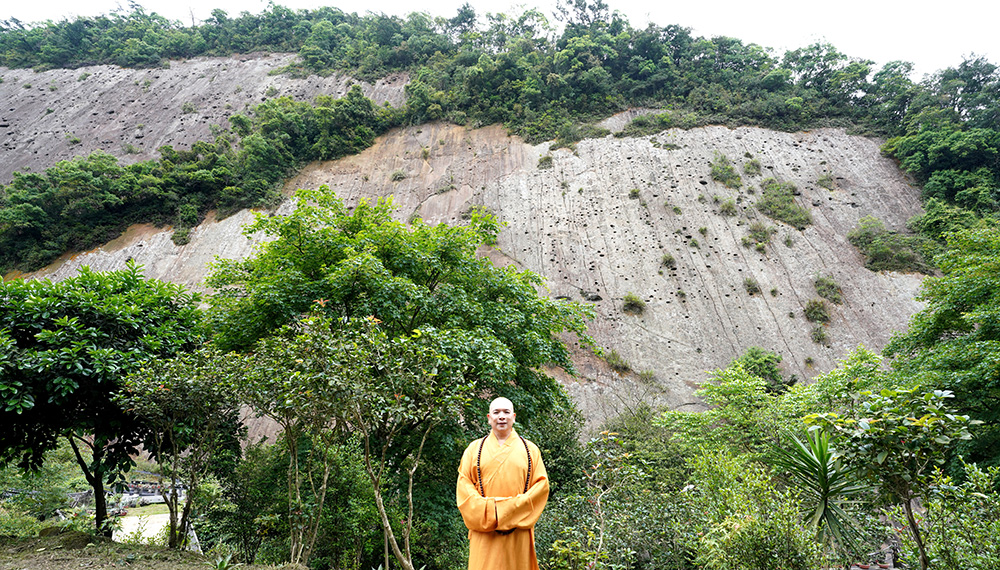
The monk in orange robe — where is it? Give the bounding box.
[456,397,549,570]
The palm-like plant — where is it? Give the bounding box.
[771,429,870,559]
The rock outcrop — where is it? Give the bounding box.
[3,57,926,429]
[0,53,407,184]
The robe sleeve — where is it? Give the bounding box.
[495,442,549,531]
[456,441,498,532]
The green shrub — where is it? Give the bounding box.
[847,216,935,273]
[810,325,828,344]
[181,101,197,114]
[743,278,761,295]
[804,299,830,323]
[743,221,776,249]
[689,238,699,248]
[710,152,742,189]
[743,159,762,176]
[687,452,823,570]
[617,110,699,137]
[538,155,554,169]
[699,227,708,236]
[390,169,407,181]
[892,462,1000,569]
[814,276,843,304]
[757,178,811,229]
[817,172,834,189]
[623,292,646,315]
[718,199,737,216]
[0,507,44,537]
[629,188,640,199]
[661,253,676,269]
[605,348,631,372]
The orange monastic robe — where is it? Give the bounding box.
[456,429,549,570]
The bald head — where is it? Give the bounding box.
[487,397,516,441]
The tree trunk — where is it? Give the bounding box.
[67,435,112,538]
[903,498,929,570]
[92,478,110,537]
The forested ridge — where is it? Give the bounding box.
[1,0,998,273]
[2,3,1000,570]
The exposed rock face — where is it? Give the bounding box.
[4,57,926,430]
[0,54,407,184]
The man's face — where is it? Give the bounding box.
[487,398,516,438]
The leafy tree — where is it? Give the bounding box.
[805,387,980,570]
[902,460,1000,568]
[884,227,1000,468]
[230,316,347,566]
[206,186,593,421]
[117,347,244,548]
[733,346,790,394]
[207,187,593,566]
[0,263,203,535]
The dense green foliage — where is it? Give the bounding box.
[0,263,204,534]
[884,227,1000,469]
[806,388,979,570]
[847,216,936,273]
[0,85,393,273]
[2,3,995,142]
[199,187,594,565]
[709,152,741,189]
[118,348,244,549]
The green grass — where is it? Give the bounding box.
[742,221,776,250]
[718,198,737,216]
[127,503,171,516]
[817,173,834,189]
[847,216,935,274]
[810,326,828,344]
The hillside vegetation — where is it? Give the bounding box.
[2,0,998,273]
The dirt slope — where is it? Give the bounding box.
[3,57,926,428]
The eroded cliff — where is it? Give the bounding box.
[3,56,926,428]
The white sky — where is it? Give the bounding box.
[5,0,997,80]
